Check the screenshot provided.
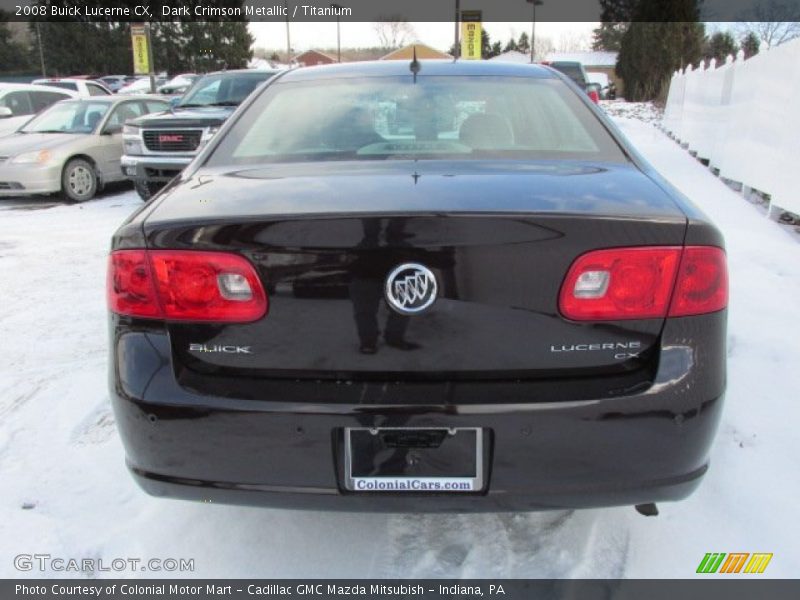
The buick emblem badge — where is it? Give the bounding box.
[385,263,438,315]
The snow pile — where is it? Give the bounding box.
[0,115,798,578]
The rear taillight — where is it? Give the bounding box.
[559,246,727,321]
[668,246,728,317]
[107,250,161,318]
[107,250,267,322]
[588,89,600,104]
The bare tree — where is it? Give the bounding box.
[373,16,416,50]
[738,0,800,47]
[534,36,555,61]
[556,31,592,53]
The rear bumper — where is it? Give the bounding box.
[131,462,709,512]
[110,312,726,512]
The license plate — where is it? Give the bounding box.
[344,427,483,492]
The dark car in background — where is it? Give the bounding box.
[542,61,600,103]
[108,60,727,513]
[120,69,279,200]
[543,60,589,88]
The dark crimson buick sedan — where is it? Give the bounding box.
[107,60,727,513]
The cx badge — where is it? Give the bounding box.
[385,263,438,315]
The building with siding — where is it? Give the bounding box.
[293,50,338,66]
[380,44,451,61]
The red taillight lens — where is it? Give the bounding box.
[668,246,728,317]
[588,89,600,104]
[107,250,160,318]
[560,247,682,320]
[107,250,267,322]
[559,245,727,321]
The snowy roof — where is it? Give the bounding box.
[544,51,618,67]
[248,58,290,70]
[294,49,338,62]
[488,50,531,63]
[248,58,272,69]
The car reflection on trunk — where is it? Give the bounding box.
[349,218,417,354]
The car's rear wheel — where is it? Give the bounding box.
[61,158,97,202]
[134,179,164,202]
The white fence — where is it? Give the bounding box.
[662,37,800,216]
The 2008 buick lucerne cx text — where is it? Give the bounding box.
[107,60,727,513]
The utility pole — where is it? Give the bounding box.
[35,21,46,77]
[453,0,460,59]
[526,0,543,63]
[284,1,291,62]
[146,23,155,94]
[331,4,343,62]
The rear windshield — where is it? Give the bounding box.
[178,72,274,108]
[550,64,586,85]
[37,81,78,92]
[208,76,626,165]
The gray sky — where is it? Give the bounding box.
[250,21,599,53]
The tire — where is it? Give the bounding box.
[61,158,97,202]
[134,179,164,202]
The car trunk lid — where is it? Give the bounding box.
[144,160,686,381]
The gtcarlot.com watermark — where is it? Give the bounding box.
[14,553,194,574]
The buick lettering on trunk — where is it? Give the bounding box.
[107,60,727,514]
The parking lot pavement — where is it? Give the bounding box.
[0,182,135,212]
[0,199,64,211]
[0,116,798,578]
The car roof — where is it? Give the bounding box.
[203,69,280,77]
[55,94,169,105]
[114,94,171,102]
[0,82,79,95]
[278,60,555,82]
[33,78,92,83]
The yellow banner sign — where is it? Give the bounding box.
[131,24,151,75]
[460,11,482,60]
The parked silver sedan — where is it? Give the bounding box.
[0,95,170,201]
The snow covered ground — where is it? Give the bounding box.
[601,100,663,125]
[1,107,799,579]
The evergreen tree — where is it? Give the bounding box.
[184,21,253,71]
[740,31,760,58]
[592,23,629,51]
[517,32,530,54]
[503,37,519,53]
[151,23,186,75]
[481,30,490,58]
[448,29,498,60]
[0,15,32,72]
[29,0,252,76]
[704,31,738,64]
[616,0,705,101]
[592,0,636,51]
